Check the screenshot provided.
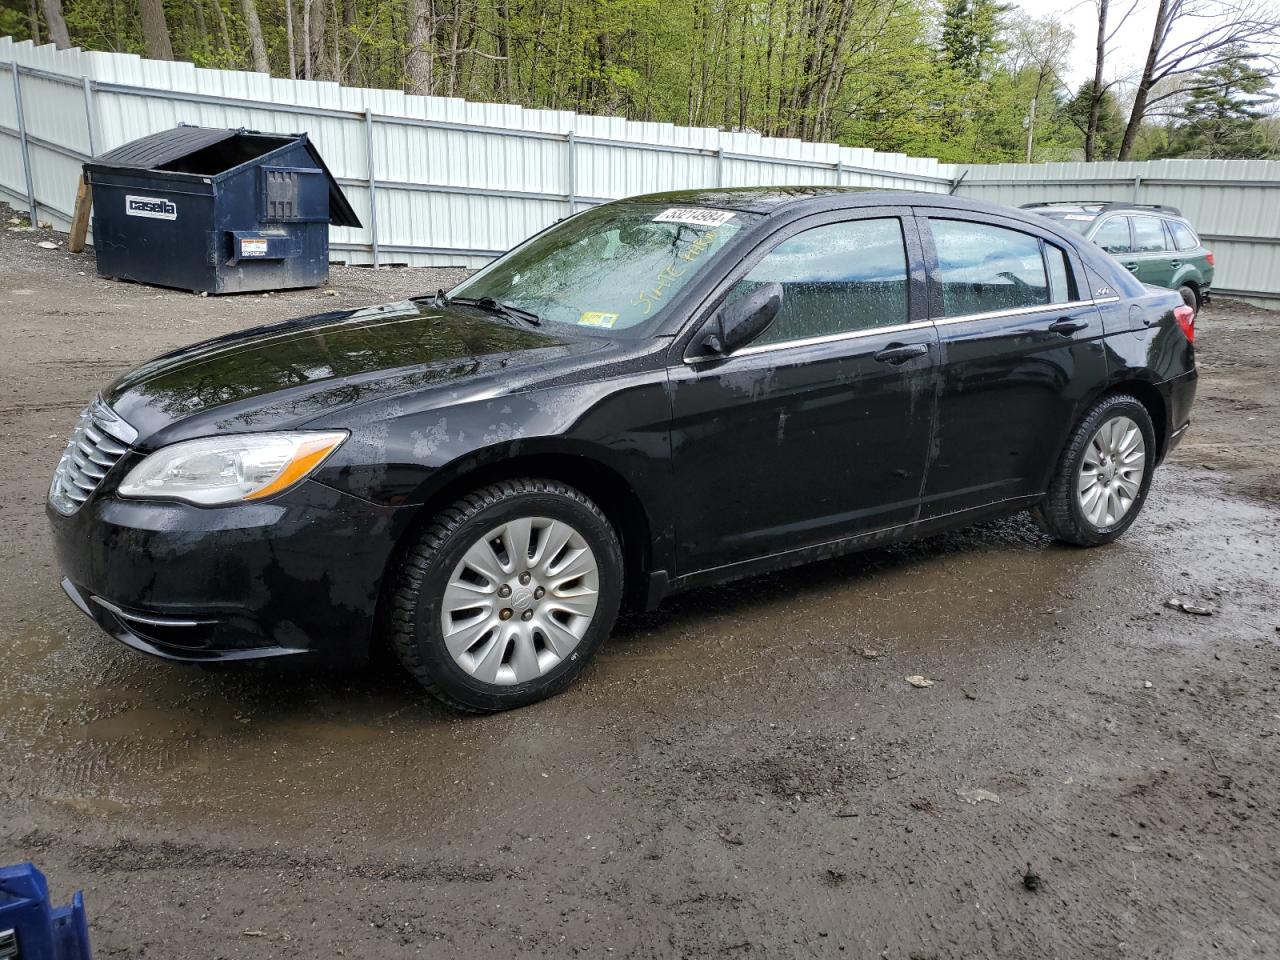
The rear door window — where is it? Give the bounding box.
[1131,216,1168,253]
[1168,220,1200,251]
[1093,217,1132,254]
[929,219,1051,316]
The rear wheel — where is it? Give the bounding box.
[389,478,623,712]
[1032,394,1156,546]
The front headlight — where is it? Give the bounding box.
[117,431,348,506]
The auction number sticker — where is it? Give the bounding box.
[578,311,620,328]
[240,237,269,257]
[653,208,736,227]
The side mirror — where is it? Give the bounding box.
[687,282,783,360]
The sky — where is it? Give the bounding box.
[1010,0,1161,89]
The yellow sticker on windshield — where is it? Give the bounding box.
[578,311,620,328]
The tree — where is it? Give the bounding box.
[941,0,1009,80]
[240,0,270,72]
[1002,12,1073,161]
[0,0,1122,165]
[1170,44,1278,155]
[1081,0,1142,159]
[1068,81,1125,158]
[404,0,433,94]
[285,0,297,77]
[139,0,175,59]
[1118,0,1280,159]
[41,0,71,47]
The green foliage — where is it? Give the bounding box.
[1066,81,1125,159]
[0,0,1092,162]
[1166,45,1278,159]
[941,0,1008,81]
[0,5,28,40]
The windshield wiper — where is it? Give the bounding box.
[433,290,542,326]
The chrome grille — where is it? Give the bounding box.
[49,399,137,515]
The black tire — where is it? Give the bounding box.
[1178,284,1199,318]
[1031,394,1157,547]
[389,478,623,713]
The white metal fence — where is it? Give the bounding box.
[2,36,1277,303]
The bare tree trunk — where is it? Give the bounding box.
[192,0,207,49]
[302,0,312,77]
[286,0,297,77]
[240,0,270,73]
[308,0,331,79]
[341,0,356,82]
[495,0,512,99]
[1086,0,1107,160]
[28,0,42,44]
[139,0,175,60]
[405,0,433,94]
[1118,0,1169,160]
[41,0,71,47]
[209,0,234,61]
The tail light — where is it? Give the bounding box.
[1205,250,1215,266]
[1174,304,1195,343]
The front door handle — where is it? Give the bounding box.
[1124,262,1139,271]
[873,342,930,365]
[1048,317,1089,336]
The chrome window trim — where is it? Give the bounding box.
[683,297,1120,365]
[729,319,935,358]
[933,297,1115,327]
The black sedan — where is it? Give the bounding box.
[47,188,1197,712]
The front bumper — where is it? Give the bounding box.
[48,480,412,665]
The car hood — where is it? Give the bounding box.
[104,299,598,446]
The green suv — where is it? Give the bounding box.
[1022,202,1214,317]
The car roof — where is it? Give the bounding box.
[610,186,1142,319]
[616,186,1055,223]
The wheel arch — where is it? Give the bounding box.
[374,446,658,642]
[1097,379,1169,462]
[1174,272,1202,306]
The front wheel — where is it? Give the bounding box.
[389,478,623,712]
[1032,394,1156,546]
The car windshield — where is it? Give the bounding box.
[449,203,757,335]
[1036,211,1096,235]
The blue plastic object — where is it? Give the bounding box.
[0,864,92,960]
[85,125,361,295]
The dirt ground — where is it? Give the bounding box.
[1,203,1278,959]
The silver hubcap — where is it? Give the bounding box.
[1078,415,1146,528]
[441,517,599,686]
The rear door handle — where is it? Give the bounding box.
[1048,317,1089,336]
[873,342,930,365]
[1124,262,1139,271]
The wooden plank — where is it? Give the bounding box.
[67,175,92,253]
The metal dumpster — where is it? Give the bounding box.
[84,125,361,294]
[0,863,92,960]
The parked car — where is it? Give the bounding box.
[1021,201,1214,316]
[48,188,1197,712]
